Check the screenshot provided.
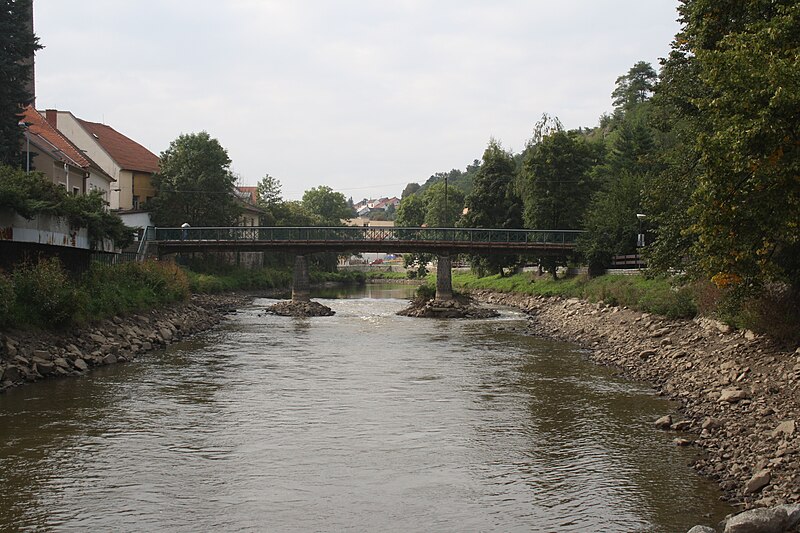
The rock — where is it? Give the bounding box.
[723,507,788,533]
[101,354,118,365]
[744,469,771,495]
[34,360,55,376]
[672,420,693,431]
[776,504,800,530]
[2,366,22,382]
[655,415,673,429]
[32,349,50,359]
[719,388,749,403]
[640,349,657,359]
[267,300,336,318]
[687,526,716,533]
[744,330,757,341]
[89,334,106,344]
[674,437,693,446]
[73,358,88,371]
[772,420,796,438]
[159,328,173,341]
[53,358,71,370]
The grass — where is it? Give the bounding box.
[451,271,698,319]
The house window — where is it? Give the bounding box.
[72,187,80,196]
[132,195,140,210]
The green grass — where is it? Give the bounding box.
[451,271,698,319]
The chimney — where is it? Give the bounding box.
[45,109,57,128]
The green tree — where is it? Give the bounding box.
[611,61,658,113]
[301,185,350,226]
[520,117,598,278]
[255,173,284,225]
[0,0,41,167]
[401,182,420,198]
[422,182,464,228]
[460,139,523,276]
[648,0,800,295]
[150,132,241,227]
[395,194,425,227]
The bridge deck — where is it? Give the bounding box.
[147,226,581,255]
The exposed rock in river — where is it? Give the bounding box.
[265,300,335,317]
[396,295,499,319]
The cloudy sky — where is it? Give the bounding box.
[33,1,681,200]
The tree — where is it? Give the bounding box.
[519,118,598,278]
[401,182,420,199]
[647,0,800,295]
[611,61,658,112]
[255,173,284,225]
[149,132,241,227]
[301,185,350,226]
[395,194,425,227]
[422,182,465,228]
[0,0,41,167]
[460,139,523,276]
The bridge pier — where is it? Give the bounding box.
[292,255,311,302]
[435,254,453,301]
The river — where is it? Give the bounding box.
[0,285,731,532]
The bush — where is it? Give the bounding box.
[0,272,14,326]
[12,258,83,327]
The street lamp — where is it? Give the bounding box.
[636,213,646,247]
[18,120,32,172]
[444,175,448,227]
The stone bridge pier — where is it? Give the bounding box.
[435,254,453,301]
[292,255,311,302]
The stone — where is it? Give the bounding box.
[687,526,716,533]
[655,415,673,429]
[73,358,88,371]
[719,389,749,403]
[32,349,50,359]
[744,330,757,341]
[772,420,796,438]
[744,469,771,495]
[159,328,173,341]
[101,354,117,365]
[776,504,800,530]
[672,420,693,431]
[35,361,55,376]
[3,366,21,382]
[723,507,787,533]
[640,349,657,359]
[89,334,106,344]
[674,438,692,446]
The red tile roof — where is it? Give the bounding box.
[77,119,159,174]
[22,105,91,168]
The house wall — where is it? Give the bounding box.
[54,112,124,208]
[86,169,112,205]
[28,146,84,194]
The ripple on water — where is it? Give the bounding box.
[0,296,731,532]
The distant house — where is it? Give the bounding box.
[43,110,159,230]
[20,106,114,201]
[234,187,265,226]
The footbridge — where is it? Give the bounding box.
[140,226,582,302]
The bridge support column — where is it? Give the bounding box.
[435,254,453,301]
[292,255,311,302]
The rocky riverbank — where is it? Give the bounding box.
[0,293,249,394]
[266,300,335,317]
[469,290,800,521]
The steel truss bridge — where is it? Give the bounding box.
[142,226,582,256]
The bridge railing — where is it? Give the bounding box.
[151,226,583,245]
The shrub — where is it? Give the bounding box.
[0,272,14,326]
[12,258,82,327]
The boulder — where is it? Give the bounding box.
[687,526,716,533]
[159,328,173,342]
[744,469,771,495]
[771,420,796,438]
[719,389,749,403]
[3,365,22,382]
[723,507,788,533]
[34,360,55,376]
[655,415,673,429]
[73,358,89,371]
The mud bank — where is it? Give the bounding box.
[0,293,250,394]
[470,289,800,511]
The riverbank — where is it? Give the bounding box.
[0,293,251,394]
[469,289,800,510]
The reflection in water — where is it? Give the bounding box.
[0,285,731,531]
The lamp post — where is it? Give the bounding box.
[18,120,32,172]
[636,213,646,247]
[444,175,448,227]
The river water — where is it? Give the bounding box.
[0,285,731,532]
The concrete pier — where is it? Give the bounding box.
[435,254,453,301]
[292,255,311,302]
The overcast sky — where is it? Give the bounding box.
[33,1,681,200]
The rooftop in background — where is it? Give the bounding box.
[75,117,159,174]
